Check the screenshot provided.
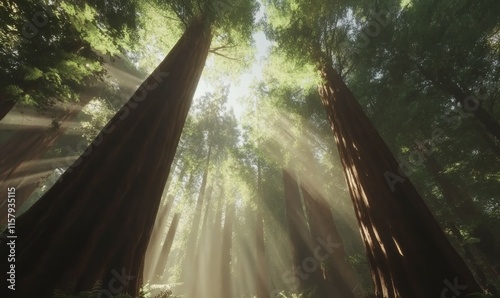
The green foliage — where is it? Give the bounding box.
[264,0,357,71]
[0,0,139,111]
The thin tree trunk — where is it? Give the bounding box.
[145,193,175,281]
[144,160,179,280]
[153,213,180,282]
[0,17,212,297]
[208,187,224,297]
[301,183,357,298]
[255,158,269,298]
[318,65,481,297]
[191,184,214,298]
[220,201,236,298]
[182,143,212,296]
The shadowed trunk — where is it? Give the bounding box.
[300,141,358,298]
[0,17,212,297]
[282,169,320,295]
[318,65,481,297]
[301,184,357,298]
[0,96,15,121]
[153,213,180,282]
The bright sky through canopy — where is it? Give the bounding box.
[193,2,273,119]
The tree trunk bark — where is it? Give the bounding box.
[153,213,180,282]
[0,17,212,297]
[318,65,482,297]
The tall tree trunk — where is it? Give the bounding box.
[191,183,215,298]
[182,144,212,296]
[282,169,320,295]
[301,184,357,298]
[255,158,269,298]
[144,160,179,280]
[153,213,180,282]
[318,65,481,297]
[145,193,175,281]
[299,140,358,297]
[220,201,236,298]
[0,17,212,297]
[207,187,224,297]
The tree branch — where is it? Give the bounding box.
[208,50,240,61]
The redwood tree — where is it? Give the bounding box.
[282,169,322,295]
[266,0,483,296]
[153,213,181,282]
[0,16,212,297]
[318,65,481,297]
[301,182,357,298]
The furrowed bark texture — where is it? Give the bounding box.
[318,65,481,297]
